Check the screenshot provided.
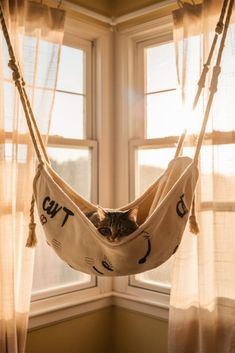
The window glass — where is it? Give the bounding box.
[134,256,173,288]
[32,42,94,296]
[136,148,175,196]
[131,31,235,294]
[57,46,84,94]
[200,144,235,203]
[32,227,91,294]
[146,42,177,93]
[146,90,182,138]
[50,92,85,139]
[47,147,92,200]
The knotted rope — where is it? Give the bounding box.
[0,2,51,247]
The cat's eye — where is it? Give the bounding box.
[98,227,111,236]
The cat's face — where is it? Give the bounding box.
[96,207,138,242]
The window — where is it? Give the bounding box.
[127,38,182,293]
[31,37,98,300]
[1,26,99,303]
[129,36,195,292]
[127,23,235,295]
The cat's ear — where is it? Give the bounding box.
[97,206,106,221]
[126,208,138,222]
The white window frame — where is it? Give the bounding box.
[31,33,97,301]
[29,11,114,328]
[113,14,174,312]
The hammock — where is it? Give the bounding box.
[0,0,233,276]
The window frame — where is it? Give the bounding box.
[31,33,98,301]
[113,16,176,301]
[117,16,235,299]
[129,36,176,296]
[29,11,114,324]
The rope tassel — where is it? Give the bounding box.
[189,196,199,235]
[26,194,38,248]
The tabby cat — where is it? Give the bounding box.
[86,207,139,242]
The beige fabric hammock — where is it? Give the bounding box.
[0,0,232,276]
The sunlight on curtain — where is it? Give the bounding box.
[0,1,65,352]
[169,1,235,352]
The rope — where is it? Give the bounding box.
[0,3,52,247]
[194,0,235,162]
[0,2,49,164]
[193,0,229,109]
[174,0,230,158]
[173,0,232,235]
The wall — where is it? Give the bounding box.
[66,0,164,17]
[112,0,164,17]
[26,307,112,353]
[67,0,112,16]
[26,306,168,353]
[113,307,168,353]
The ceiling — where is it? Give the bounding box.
[66,0,165,18]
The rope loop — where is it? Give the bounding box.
[216,21,224,34]
[8,58,21,83]
[8,58,25,87]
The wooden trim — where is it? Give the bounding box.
[113,292,169,321]
[129,131,235,149]
[200,202,235,212]
[29,290,169,330]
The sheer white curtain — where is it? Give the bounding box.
[169,1,235,352]
[0,1,65,352]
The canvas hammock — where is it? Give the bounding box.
[0,0,233,276]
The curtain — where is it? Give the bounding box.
[169,1,235,352]
[0,1,65,352]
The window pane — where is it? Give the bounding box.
[200,211,235,300]
[22,35,37,86]
[135,146,194,287]
[136,147,175,197]
[2,32,12,80]
[146,42,177,92]
[33,87,55,134]
[4,143,27,163]
[146,90,182,138]
[212,24,235,132]
[57,45,84,94]
[4,82,14,132]
[32,146,92,294]
[50,92,85,139]
[32,224,91,293]
[36,39,61,89]
[134,256,173,287]
[135,147,175,288]
[201,144,235,203]
[47,147,92,200]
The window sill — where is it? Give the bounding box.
[29,288,169,330]
[112,291,169,321]
[29,288,113,330]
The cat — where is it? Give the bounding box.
[86,206,139,242]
